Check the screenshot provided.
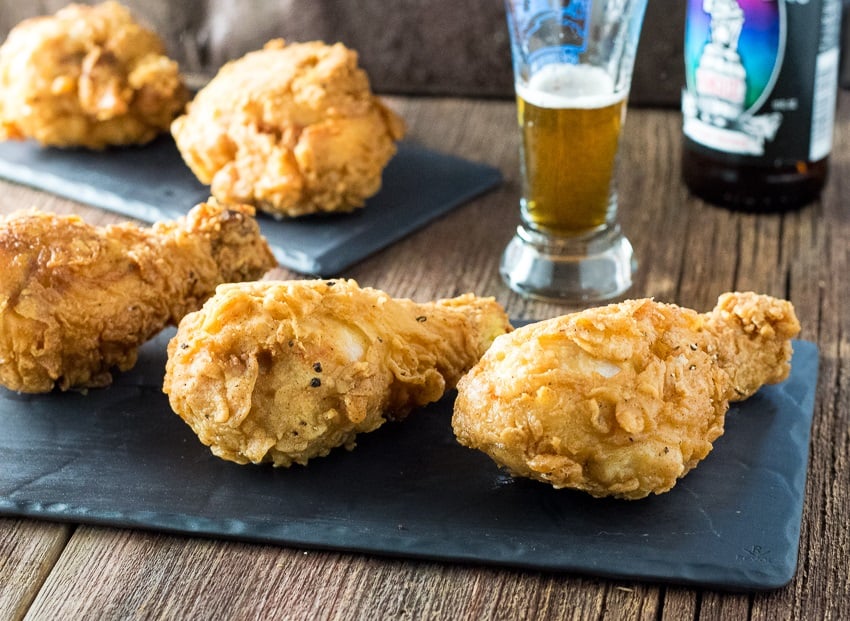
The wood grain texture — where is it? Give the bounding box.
[0,95,847,619]
[0,520,71,621]
[26,526,667,621]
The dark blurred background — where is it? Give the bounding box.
[1,1,847,105]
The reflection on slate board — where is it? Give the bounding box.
[0,136,502,275]
[0,325,818,592]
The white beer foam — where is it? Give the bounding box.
[517,64,625,109]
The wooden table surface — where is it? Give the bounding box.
[0,93,847,620]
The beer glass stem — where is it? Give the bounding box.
[500,214,636,304]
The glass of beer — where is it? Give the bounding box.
[501,0,648,302]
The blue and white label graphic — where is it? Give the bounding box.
[509,0,592,71]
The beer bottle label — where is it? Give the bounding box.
[682,0,841,163]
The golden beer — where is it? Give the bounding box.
[516,64,627,236]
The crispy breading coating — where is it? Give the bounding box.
[452,293,801,499]
[0,2,188,149]
[705,292,800,399]
[0,201,276,393]
[171,39,405,218]
[163,279,511,466]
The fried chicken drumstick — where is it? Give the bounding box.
[452,292,801,499]
[163,279,512,466]
[0,201,276,393]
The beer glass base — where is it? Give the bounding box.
[500,225,636,304]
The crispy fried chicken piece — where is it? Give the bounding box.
[452,293,801,499]
[0,201,276,393]
[0,2,188,149]
[171,39,405,218]
[163,279,511,466]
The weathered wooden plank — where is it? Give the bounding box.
[698,591,751,620]
[619,107,692,303]
[660,588,699,621]
[22,525,674,621]
[786,94,850,621]
[0,520,71,621]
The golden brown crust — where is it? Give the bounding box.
[171,39,405,218]
[706,291,801,400]
[0,2,188,148]
[163,279,511,466]
[452,293,800,499]
[0,201,276,393]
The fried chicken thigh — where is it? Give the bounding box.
[163,279,511,466]
[452,292,800,499]
[171,39,405,218]
[0,201,276,393]
[0,2,188,149]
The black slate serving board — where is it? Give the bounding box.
[0,330,818,592]
[0,137,502,275]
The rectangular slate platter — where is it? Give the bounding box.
[0,137,502,275]
[0,329,818,591]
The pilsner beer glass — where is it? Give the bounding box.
[501,0,648,302]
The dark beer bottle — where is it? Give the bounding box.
[681,0,842,211]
